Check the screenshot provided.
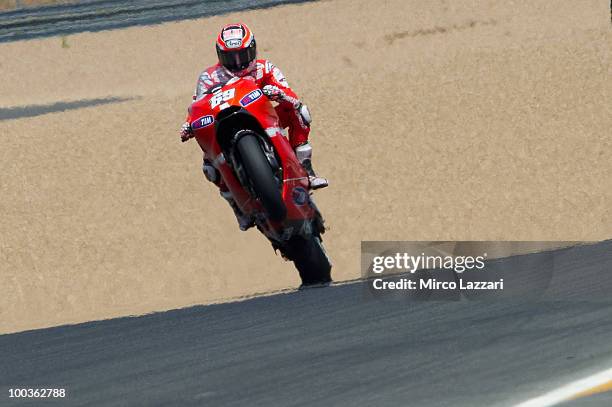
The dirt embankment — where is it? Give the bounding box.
[0,0,610,333]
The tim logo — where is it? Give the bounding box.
[240,89,263,107]
[191,115,214,130]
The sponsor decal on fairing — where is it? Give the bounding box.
[191,115,214,129]
[240,89,263,107]
[292,187,309,206]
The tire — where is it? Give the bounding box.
[285,233,332,286]
[235,132,286,221]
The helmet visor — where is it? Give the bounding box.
[218,46,256,72]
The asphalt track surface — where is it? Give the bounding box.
[1,241,611,406]
[0,0,316,42]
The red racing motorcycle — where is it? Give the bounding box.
[186,76,332,286]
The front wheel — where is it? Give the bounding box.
[284,233,332,286]
[235,132,286,221]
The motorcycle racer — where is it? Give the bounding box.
[180,23,328,231]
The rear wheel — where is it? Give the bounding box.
[284,231,332,286]
[235,132,286,221]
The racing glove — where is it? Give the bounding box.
[263,85,311,127]
[180,121,193,142]
[262,85,287,102]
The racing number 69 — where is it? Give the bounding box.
[210,89,235,108]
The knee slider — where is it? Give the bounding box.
[298,104,312,126]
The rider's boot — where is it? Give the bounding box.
[294,142,328,190]
[203,159,255,231]
[220,190,255,231]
